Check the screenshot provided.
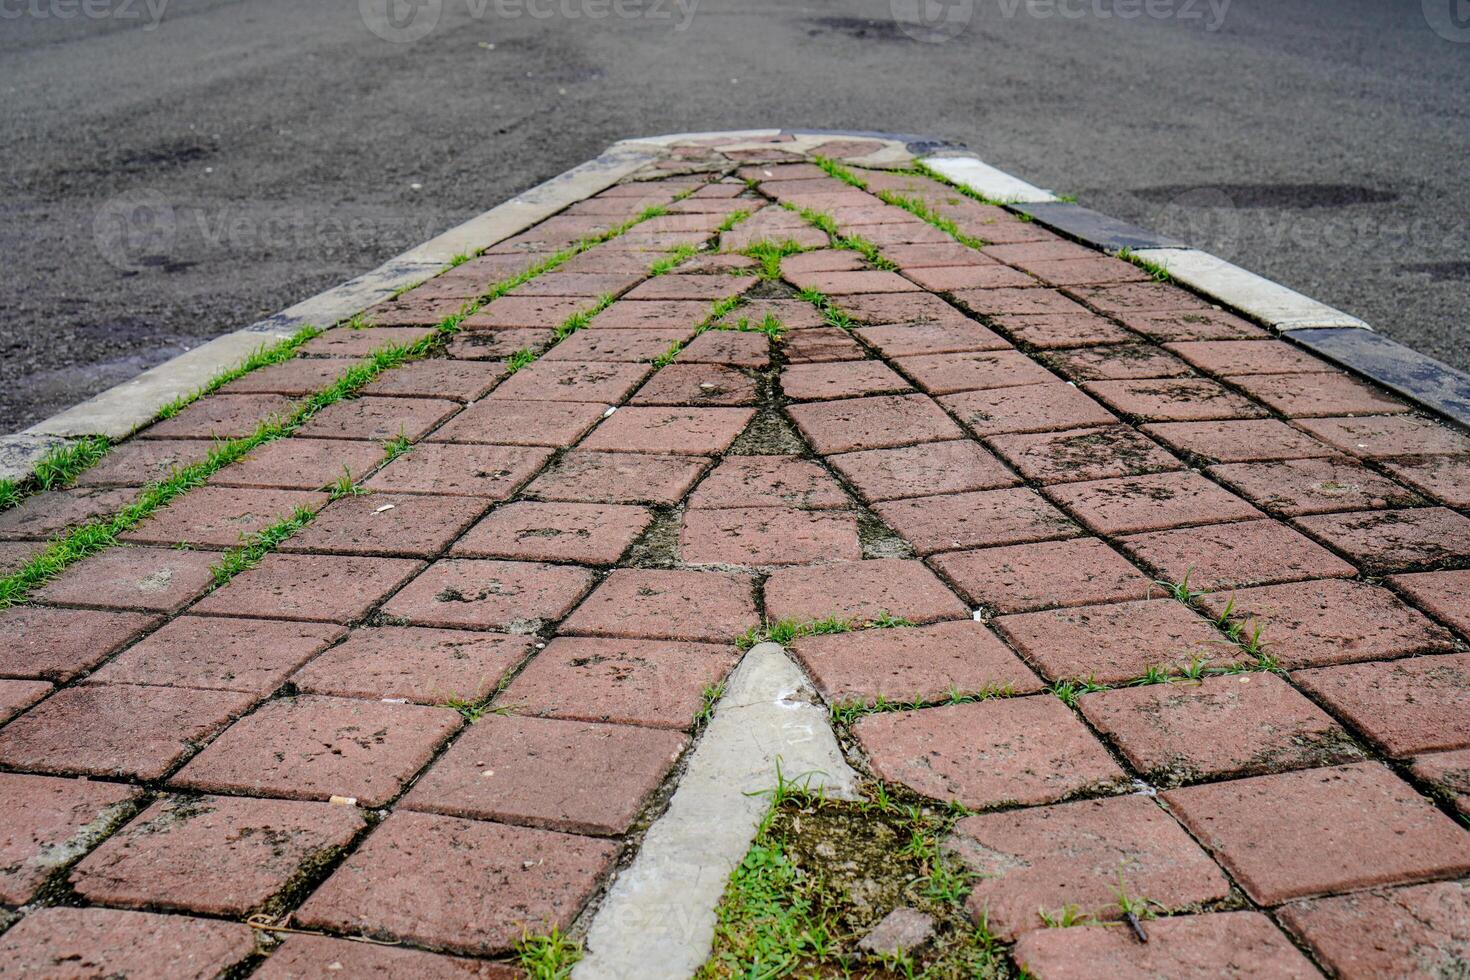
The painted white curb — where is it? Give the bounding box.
[1131,248,1371,332]
[922,155,1060,204]
[574,642,861,980]
[0,434,73,484]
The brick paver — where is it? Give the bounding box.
[1294,653,1470,757]
[0,773,140,904]
[580,406,754,455]
[987,426,1181,484]
[0,907,256,979]
[213,437,385,491]
[629,362,758,406]
[1044,470,1261,535]
[0,606,161,681]
[453,501,652,564]
[1208,456,1423,516]
[364,443,554,497]
[382,558,596,631]
[120,485,329,548]
[281,492,487,557]
[290,626,531,705]
[1120,518,1357,590]
[1389,568,1470,637]
[787,394,963,453]
[88,616,344,693]
[256,935,520,978]
[193,553,424,623]
[689,454,849,510]
[681,506,861,567]
[942,383,1117,436]
[765,558,969,625]
[0,679,50,725]
[1296,506,1470,573]
[876,487,1079,555]
[561,568,756,642]
[829,440,1019,502]
[930,537,1156,613]
[1278,881,1470,980]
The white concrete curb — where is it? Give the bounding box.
[922,155,1060,204]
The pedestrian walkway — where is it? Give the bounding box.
[0,132,1467,978]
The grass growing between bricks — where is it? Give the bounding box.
[809,157,987,250]
[0,435,111,511]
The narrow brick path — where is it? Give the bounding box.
[1,135,1468,977]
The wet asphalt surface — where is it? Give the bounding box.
[3,0,1467,430]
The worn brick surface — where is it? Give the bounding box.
[33,545,217,613]
[1296,507,1470,573]
[0,606,160,682]
[1208,456,1423,516]
[941,383,1117,436]
[503,636,738,730]
[0,679,50,725]
[214,437,385,491]
[952,287,1088,317]
[856,321,1011,358]
[120,486,329,548]
[588,299,709,330]
[256,935,520,979]
[448,329,555,359]
[792,620,1042,706]
[0,773,140,904]
[1120,519,1356,590]
[1079,672,1362,786]
[453,501,651,564]
[292,626,531,704]
[71,794,363,915]
[904,264,1035,291]
[931,538,1155,614]
[526,450,710,505]
[988,426,1180,484]
[223,358,355,396]
[172,695,460,806]
[996,598,1241,683]
[1409,749,1470,817]
[629,362,758,406]
[74,438,210,487]
[1116,308,1268,341]
[1278,881,1470,980]
[295,811,617,955]
[1164,763,1470,905]
[581,407,754,455]
[1295,414,1470,459]
[297,395,460,441]
[788,394,963,454]
[1141,418,1336,464]
[1381,455,1470,508]
[765,559,968,626]
[1295,653,1470,758]
[950,795,1230,939]
[193,554,424,623]
[511,271,643,297]
[431,398,609,446]
[718,298,826,330]
[1044,344,1192,382]
[489,359,651,403]
[1011,911,1319,979]
[89,616,344,694]
[0,541,37,576]
[0,907,256,979]
[142,393,296,440]
[544,327,691,363]
[1086,378,1267,421]
[829,440,1019,503]
[305,326,436,357]
[789,269,921,294]
[681,507,861,567]
[364,359,508,400]
[404,714,686,836]
[365,443,554,498]
[991,312,1133,349]
[282,493,487,557]
[1071,282,1212,314]
[382,559,596,631]
[781,360,911,401]
[894,350,1056,395]
[0,684,254,779]
[677,330,771,367]
[1227,371,1409,417]
[461,296,589,330]
[1046,470,1262,535]
[1197,579,1455,669]
[876,488,1079,556]
[763,329,868,365]
[1024,255,1153,287]
[856,696,1127,808]
[1165,339,1335,376]
[689,455,848,510]
[0,487,139,541]
[561,568,756,642]
[1389,569,1470,637]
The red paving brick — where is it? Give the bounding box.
[629,362,758,406]
[292,626,531,704]
[677,330,772,367]
[1141,418,1336,463]
[580,406,754,455]
[1119,519,1357,591]
[1208,456,1423,516]
[1070,282,1212,314]
[941,383,1117,437]
[681,507,861,567]
[1296,507,1470,573]
[362,358,508,401]
[791,620,1042,705]
[1086,378,1267,422]
[0,606,160,682]
[382,559,597,631]
[1197,579,1455,669]
[453,501,651,564]
[489,359,652,402]
[952,287,1088,317]
[1165,339,1335,376]
[448,329,555,360]
[213,437,385,491]
[1278,880,1470,980]
[0,679,50,725]
[172,695,460,807]
[431,399,609,446]
[856,696,1127,809]
[404,714,686,836]
[856,321,1010,358]
[1164,763,1470,905]
[0,907,256,979]
[257,934,520,978]
[223,358,357,396]
[787,394,963,454]
[764,558,969,625]
[512,271,643,297]
[688,455,848,510]
[995,598,1241,683]
[1116,308,1268,342]
[0,487,138,541]
[1045,470,1262,535]
[1078,672,1362,786]
[305,326,437,356]
[781,329,871,365]
[88,616,344,694]
[32,545,216,613]
[74,438,210,487]
[992,311,1134,349]
[120,485,329,549]
[0,773,140,904]
[904,264,1035,291]
[70,794,363,916]
[1381,454,1470,507]
[588,299,709,330]
[294,811,617,955]
[718,298,827,330]
[561,568,757,642]
[894,350,1057,395]
[526,450,710,505]
[142,393,297,440]
[192,554,424,623]
[462,295,589,330]
[1295,414,1470,459]
[780,360,911,401]
[1043,344,1191,382]
[1409,749,1470,818]
[1295,653,1470,758]
[829,440,1019,502]
[1389,569,1470,637]
[281,493,487,557]
[1011,911,1319,979]
[0,684,254,780]
[930,538,1156,614]
[1226,371,1409,417]
[988,426,1180,484]
[502,636,738,730]
[543,327,691,363]
[876,488,1079,556]
[1024,256,1152,287]
[950,795,1230,939]
[787,269,921,294]
[297,396,460,442]
[364,443,554,498]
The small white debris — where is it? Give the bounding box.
[375,504,396,513]
[329,795,357,806]
[410,182,423,190]
[481,769,495,777]
[381,697,408,704]
[972,608,984,621]
[603,406,618,417]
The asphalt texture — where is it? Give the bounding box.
[3,0,1467,430]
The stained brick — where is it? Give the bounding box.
[951,287,1088,317]
[0,679,50,725]
[1043,344,1191,382]
[71,794,364,916]
[561,568,756,642]
[681,507,861,567]
[461,296,589,330]
[1086,378,1267,422]
[829,440,1018,503]
[894,350,1056,395]
[1114,308,1267,342]
[142,393,296,440]
[903,264,1035,291]
[781,360,911,401]
[223,358,356,396]
[364,443,554,498]
[488,359,652,402]
[1163,763,1470,905]
[876,488,1079,556]
[1165,339,1335,376]
[213,438,385,491]
[676,330,771,367]
[1226,371,1408,417]
[294,811,617,954]
[1022,256,1152,287]
[33,545,217,613]
[1389,569,1470,637]
[788,269,921,294]
[931,538,1153,614]
[1070,282,1211,314]
[717,299,826,330]
[0,606,160,682]
[0,907,255,979]
[780,327,869,362]
[544,327,691,363]
[1141,419,1336,464]
[0,773,140,904]
[305,326,437,357]
[526,450,710,505]
[1296,507,1470,573]
[588,299,709,330]
[629,363,758,406]
[171,695,460,806]
[788,394,962,454]
[856,321,1010,358]
[1295,653,1470,758]
[291,626,532,705]
[0,487,138,541]
[1409,749,1470,818]
[382,559,596,631]
[364,359,508,401]
[1294,415,1470,459]
[764,559,968,626]
[296,396,460,441]
[430,399,609,446]
[1078,672,1362,786]
[120,486,329,548]
[1380,455,1470,508]
[1278,881,1470,980]
[1045,470,1261,535]
[511,272,643,297]
[404,715,686,836]
[192,554,424,623]
[74,439,210,487]
[941,383,1117,436]
[988,426,1180,484]
[581,407,754,455]
[256,935,519,979]
[689,455,848,510]
[447,329,555,360]
[1119,519,1356,590]
[990,312,1133,349]
[502,636,739,730]
[453,502,652,564]
[281,493,486,558]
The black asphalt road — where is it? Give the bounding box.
[3,0,1467,429]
